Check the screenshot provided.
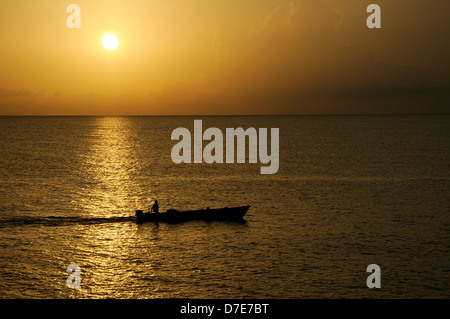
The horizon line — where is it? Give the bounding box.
[0,113,449,117]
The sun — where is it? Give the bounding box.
[102,34,119,50]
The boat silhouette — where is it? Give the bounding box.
[135,206,250,223]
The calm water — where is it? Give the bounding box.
[0,115,449,298]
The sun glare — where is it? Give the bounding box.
[102,34,119,50]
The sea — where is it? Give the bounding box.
[0,115,449,298]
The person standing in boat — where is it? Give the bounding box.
[151,200,159,213]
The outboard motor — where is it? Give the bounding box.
[136,210,144,223]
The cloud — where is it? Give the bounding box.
[0,88,36,98]
[200,0,450,114]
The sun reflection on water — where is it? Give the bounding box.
[77,117,151,217]
[68,117,165,297]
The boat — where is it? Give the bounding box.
[135,206,250,224]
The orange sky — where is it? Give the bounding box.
[0,0,449,115]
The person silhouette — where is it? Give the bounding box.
[151,200,159,213]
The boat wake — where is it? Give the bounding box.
[0,215,135,228]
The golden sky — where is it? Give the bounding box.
[0,0,449,115]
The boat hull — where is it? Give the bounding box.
[135,206,250,224]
